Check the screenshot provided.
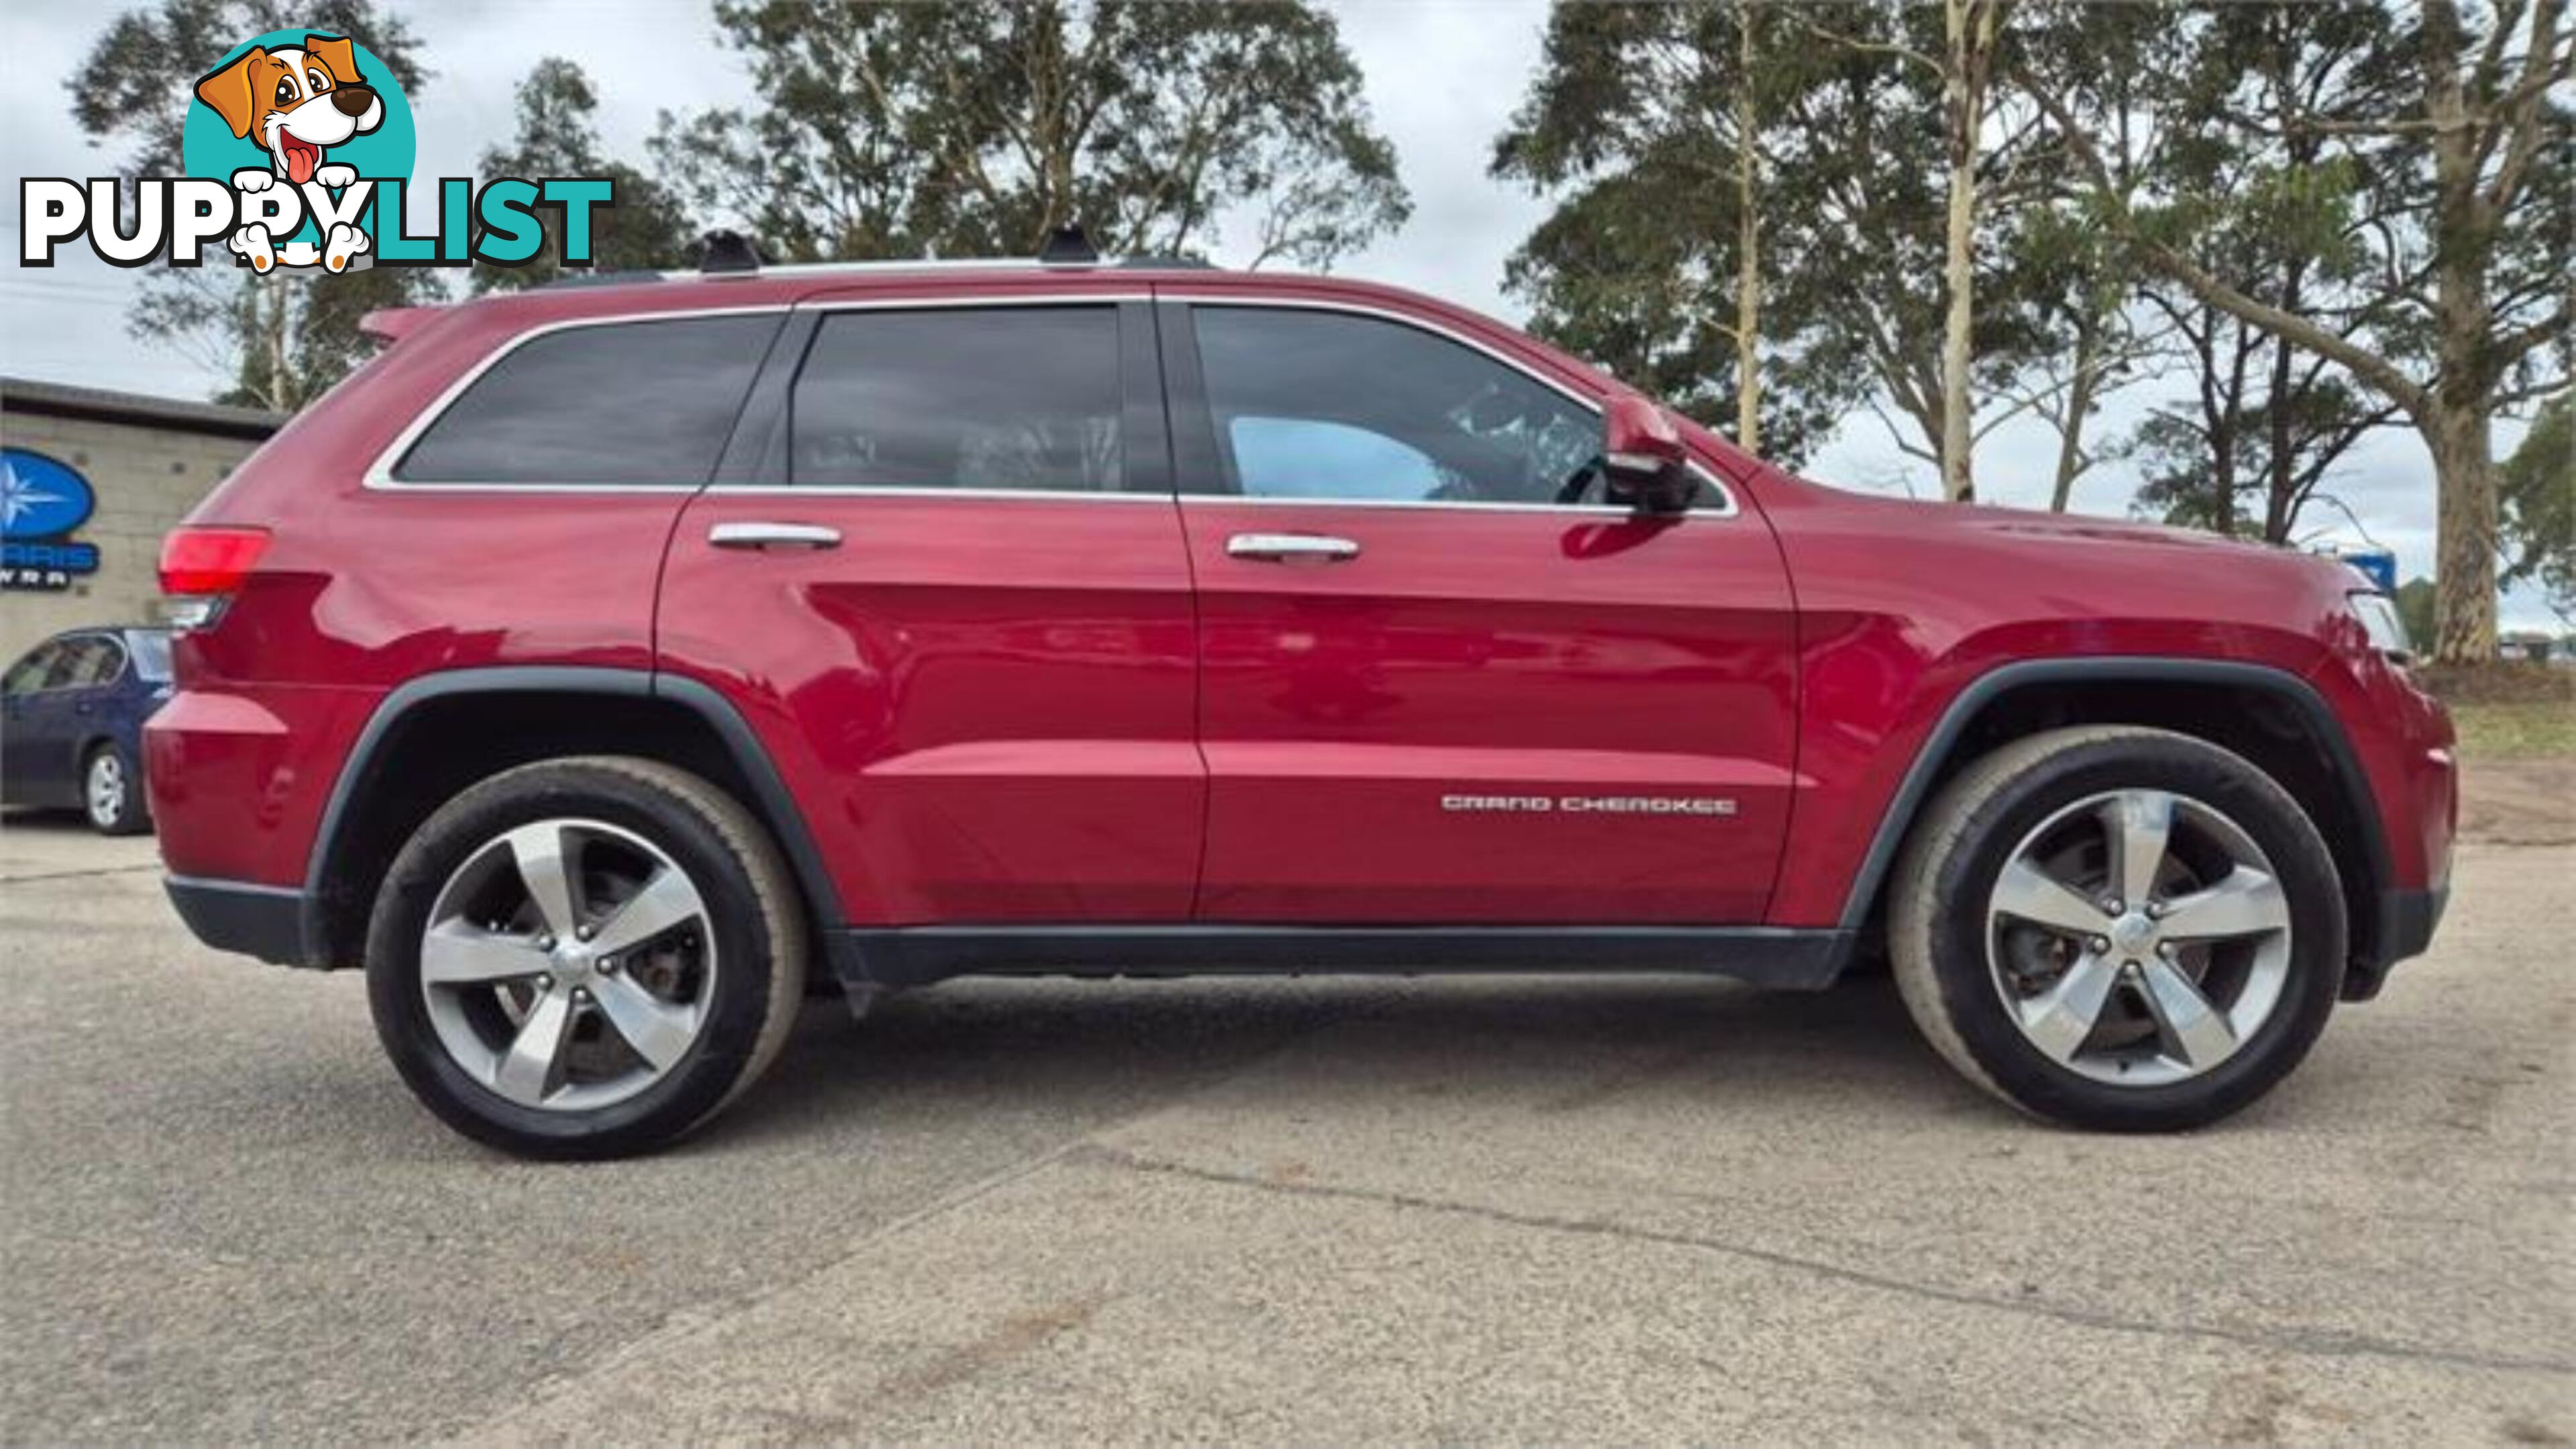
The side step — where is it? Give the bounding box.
[826,926,1856,992]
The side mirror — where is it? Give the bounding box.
[1599,395,1695,514]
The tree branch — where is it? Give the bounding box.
[2021,72,2433,421]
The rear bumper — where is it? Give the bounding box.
[164,875,314,967]
[2344,885,2449,1002]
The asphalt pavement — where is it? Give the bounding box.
[1,811,2568,1444]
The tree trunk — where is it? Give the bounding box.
[1733,5,1762,456]
[2429,408,2500,661]
[2047,314,2098,513]
[2423,0,2503,663]
[1937,0,1998,502]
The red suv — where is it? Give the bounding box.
[147,246,2455,1158]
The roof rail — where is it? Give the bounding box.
[539,268,668,290]
[655,221,1226,282]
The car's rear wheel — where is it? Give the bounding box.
[365,757,806,1159]
[1889,726,2345,1131]
[83,744,148,836]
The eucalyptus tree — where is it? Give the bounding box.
[2024,0,2573,663]
[70,0,439,410]
[472,60,696,290]
[653,0,1408,266]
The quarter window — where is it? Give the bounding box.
[393,315,782,485]
[1191,307,1601,506]
[790,308,1124,492]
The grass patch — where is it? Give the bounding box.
[2448,700,2576,759]
[2418,663,2575,759]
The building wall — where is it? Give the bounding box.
[1,410,261,665]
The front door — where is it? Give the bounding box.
[657,294,1203,925]
[1165,299,1798,924]
[1,639,68,803]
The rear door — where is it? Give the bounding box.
[1163,296,1799,924]
[657,291,1202,925]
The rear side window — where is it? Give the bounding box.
[66,637,125,688]
[127,633,173,682]
[393,315,781,485]
[790,307,1123,492]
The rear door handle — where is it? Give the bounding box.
[1226,532,1360,563]
[709,521,841,551]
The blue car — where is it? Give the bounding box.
[1,627,174,835]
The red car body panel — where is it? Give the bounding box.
[1178,497,1797,923]
[659,487,1204,924]
[145,264,2455,973]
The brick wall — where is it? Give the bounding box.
[1,411,265,665]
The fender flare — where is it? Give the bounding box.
[1835,657,2392,933]
[303,665,845,947]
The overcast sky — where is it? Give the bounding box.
[0,0,2551,627]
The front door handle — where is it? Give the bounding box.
[709,521,841,551]
[1226,532,1360,563]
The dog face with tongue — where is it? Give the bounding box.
[194,32,385,187]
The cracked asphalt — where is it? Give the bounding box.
[1,808,2569,1444]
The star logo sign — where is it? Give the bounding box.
[0,455,68,532]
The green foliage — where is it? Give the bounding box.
[1489,5,1853,461]
[472,60,696,290]
[2500,395,2574,619]
[2395,575,2438,648]
[1493,1,2060,472]
[653,0,1408,266]
[2053,3,2404,541]
[71,0,442,411]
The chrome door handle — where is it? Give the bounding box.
[709,521,841,551]
[1226,532,1360,563]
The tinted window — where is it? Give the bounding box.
[3,643,57,695]
[37,639,103,690]
[394,315,781,485]
[792,308,1122,492]
[66,637,125,688]
[1191,307,1600,506]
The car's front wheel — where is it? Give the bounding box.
[1889,726,2346,1131]
[365,757,807,1159]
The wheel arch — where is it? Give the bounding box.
[302,667,843,969]
[1838,659,2392,980]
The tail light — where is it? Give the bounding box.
[156,525,270,628]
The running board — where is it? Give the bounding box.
[826,926,1855,991]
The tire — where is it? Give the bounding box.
[365,757,807,1159]
[83,743,148,836]
[1888,725,2345,1132]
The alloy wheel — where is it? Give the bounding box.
[1984,788,2293,1087]
[85,753,126,829]
[419,818,716,1111]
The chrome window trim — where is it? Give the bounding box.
[703,484,1169,502]
[361,288,1741,519]
[365,295,1148,494]
[1162,293,1739,520]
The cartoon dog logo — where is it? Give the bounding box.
[193,33,382,273]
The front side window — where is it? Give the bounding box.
[394,315,782,485]
[1191,307,1600,506]
[792,307,1124,492]
[3,643,58,696]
